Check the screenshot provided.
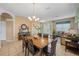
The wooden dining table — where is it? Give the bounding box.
[26,35,51,56]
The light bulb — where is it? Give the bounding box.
[37,18,39,21]
[35,18,39,21]
[28,17,32,21]
[33,16,36,19]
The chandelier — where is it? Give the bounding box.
[28,3,39,21]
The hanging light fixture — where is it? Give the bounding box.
[28,3,39,21]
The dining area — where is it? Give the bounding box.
[18,23,58,56]
[20,34,58,56]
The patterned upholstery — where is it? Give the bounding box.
[28,39,39,56]
[43,37,58,56]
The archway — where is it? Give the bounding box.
[0,8,15,42]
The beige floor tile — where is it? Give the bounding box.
[0,39,78,56]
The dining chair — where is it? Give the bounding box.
[43,37,58,56]
[28,39,39,56]
[51,38,58,56]
[21,35,28,56]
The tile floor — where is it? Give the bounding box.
[0,38,78,56]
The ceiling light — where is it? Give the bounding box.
[28,3,39,21]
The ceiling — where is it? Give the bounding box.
[0,3,79,21]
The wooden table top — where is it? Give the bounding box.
[27,36,48,49]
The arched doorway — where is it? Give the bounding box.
[0,8,15,42]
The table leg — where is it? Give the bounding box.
[65,41,67,52]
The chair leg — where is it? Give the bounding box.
[28,48,29,56]
[53,53,56,56]
[22,41,24,52]
[33,54,34,56]
[65,41,67,52]
[42,51,45,56]
[22,45,24,52]
[25,47,27,56]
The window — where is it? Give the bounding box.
[0,21,6,40]
[43,23,51,34]
[56,21,70,32]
